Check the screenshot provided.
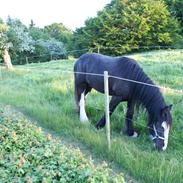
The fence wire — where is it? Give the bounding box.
[26,68,182,94]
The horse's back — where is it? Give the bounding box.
[74,53,137,95]
[74,53,138,75]
[74,53,114,70]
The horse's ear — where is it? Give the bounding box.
[161,105,173,115]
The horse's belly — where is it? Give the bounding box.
[86,76,129,98]
[87,79,105,94]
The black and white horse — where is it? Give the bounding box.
[74,53,172,151]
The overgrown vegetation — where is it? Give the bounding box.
[164,0,183,33]
[73,0,182,56]
[0,50,182,183]
[0,107,124,182]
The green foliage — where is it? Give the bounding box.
[28,27,67,63]
[163,0,183,46]
[0,18,69,64]
[29,27,50,41]
[29,38,67,63]
[0,110,124,182]
[0,21,9,51]
[44,23,73,49]
[164,0,183,31]
[7,18,35,53]
[74,0,182,56]
[6,18,35,64]
[0,21,9,64]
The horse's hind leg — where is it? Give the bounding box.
[74,81,80,113]
[124,100,138,137]
[75,82,91,122]
[80,91,89,122]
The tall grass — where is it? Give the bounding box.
[0,50,183,182]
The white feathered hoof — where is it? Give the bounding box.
[79,92,89,123]
[80,116,89,123]
[131,131,138,138]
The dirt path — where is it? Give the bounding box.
[0,104,138,183]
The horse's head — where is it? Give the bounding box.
[150,105,172,151]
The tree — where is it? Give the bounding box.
[29,26,49,41]
[31,38,67,62]
[74,0,182,56]
[44,23,73,49]
[6,18,35,64]
[164,0,183,32]
[28,25,67,63]
[0,19,13,70]
[29,19,36,28]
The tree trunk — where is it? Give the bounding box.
[3,48,13,70]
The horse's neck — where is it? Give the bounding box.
[146,95,165,125]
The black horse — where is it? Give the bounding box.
[74,53,172,151]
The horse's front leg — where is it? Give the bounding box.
[124,100,138,137]
[96,96,123,129]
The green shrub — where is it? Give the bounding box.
[0,113,124,183]
[74,0,182,56]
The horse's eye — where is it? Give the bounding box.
[164,112,168,119]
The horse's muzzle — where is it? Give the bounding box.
[155,139,165,151]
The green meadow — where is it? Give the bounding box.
[0,50,183,183]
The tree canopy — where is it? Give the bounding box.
[6,18,35,62]
[164,0,183,32]
[74,0,182,56]
[0,18,72,65]
[44,23,73,49]
[0,19,9,51]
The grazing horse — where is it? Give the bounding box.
[74,53,172,151]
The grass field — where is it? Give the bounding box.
[0,49,183,182]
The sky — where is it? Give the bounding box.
[0,0,111,30]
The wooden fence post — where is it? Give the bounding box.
[104,71,111,150]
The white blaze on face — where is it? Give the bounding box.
[162,121,170,151]
[79,92,88,122]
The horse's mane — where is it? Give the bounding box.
[120,57,166,122]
